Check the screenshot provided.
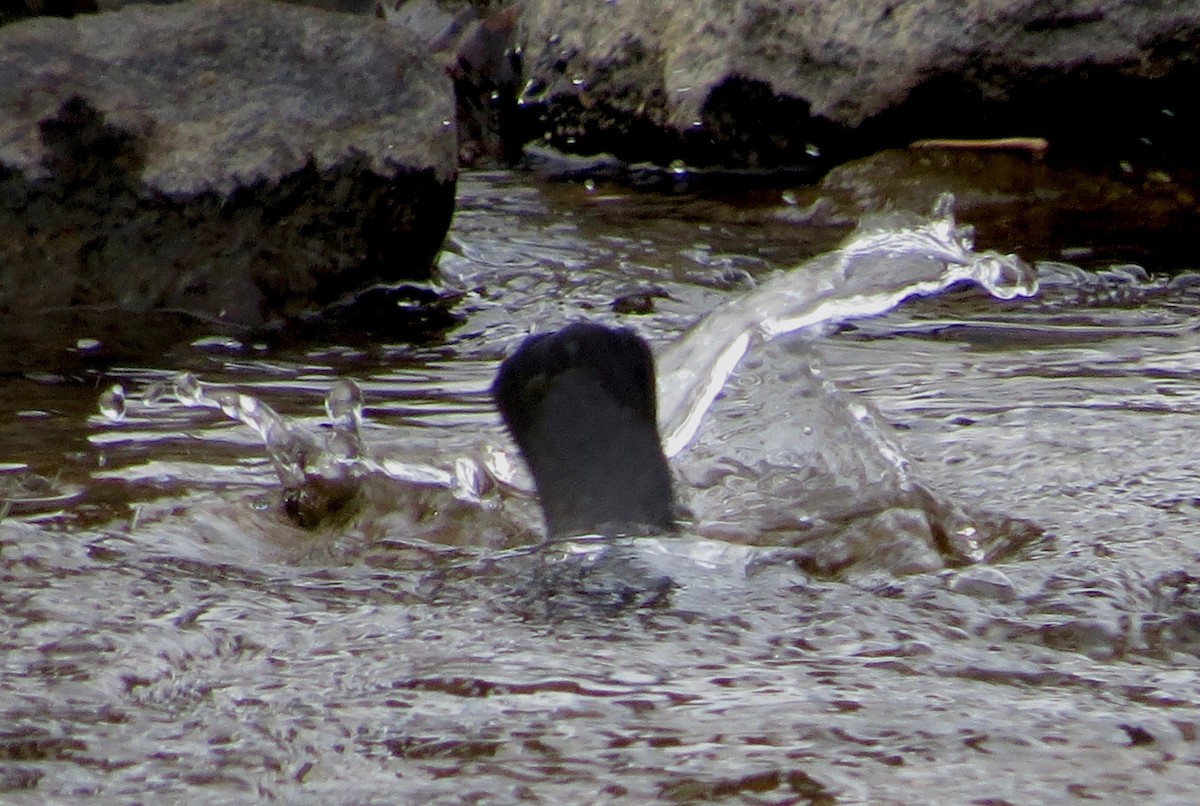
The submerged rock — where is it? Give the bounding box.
[0,0,456,366]
[518,0,1200,170]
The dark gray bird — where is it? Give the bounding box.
[492,323,675,538]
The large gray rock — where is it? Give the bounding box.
[518,0,1200,169]
[0,0,456,363]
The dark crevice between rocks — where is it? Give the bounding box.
[691,76,849,172]
[0,0,96,27]
[39,94,147,190]
[517,52,1200,189]
[519,76,843,191]
[858,61,1200,178]
[450,4,527,166]
[517,35,733,183]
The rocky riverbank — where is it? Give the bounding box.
[2,0,1198,367]
[518,0,1200,172]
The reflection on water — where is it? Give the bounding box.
[4,172,1200,801]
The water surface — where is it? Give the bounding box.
[3,170,1200,803]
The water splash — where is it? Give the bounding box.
[91,195,1039,566]
[170,373,328,490]
[657,194,1038,457]
[325,379,365,461]
[97,384,126,422]
[120,373,509,529]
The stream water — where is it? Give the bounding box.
[3,167,1200,803]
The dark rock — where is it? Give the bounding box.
[378,0,524,166]
[611,287,669,315]
[518,0,1200,170]
[448,3,523,166]
[809,148,1200,270]
[0,0,456,366]
[0,0,96,27]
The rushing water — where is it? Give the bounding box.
[4,170,1200,803]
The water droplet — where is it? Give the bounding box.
[75,338,102,352]
[326,380,365,460]
[931,192,955,221]
[174,373,203,406]
[98,384,126,422]
[190,335,244,351]
[781,191,797,206]
[483,445,519,488]
[238,394,260,416]
[583,178,596,193]
[520,78,546,104]
[211,390,242,420]
[325,380,364,430]
[805,143,821,158]
[452,456,484,503]
[143,381,169,407]
[669,159,688,176]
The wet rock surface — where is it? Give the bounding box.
[0,0,457,367]
[793,148,1200,271]
[518,0,1200,170]
[377,0,525,166]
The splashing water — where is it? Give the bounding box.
[657,194,1037,457]
[169,372,332,491]
[99,196,1038,567]
[97,384,126,422]
[324,379,366,461]
[105,371,510,531]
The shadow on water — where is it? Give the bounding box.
[4,167,1200,801]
